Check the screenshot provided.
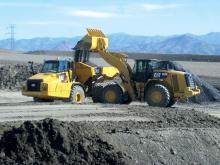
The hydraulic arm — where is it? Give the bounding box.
[74,29,136,100]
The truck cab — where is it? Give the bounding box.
[22,60,74,101]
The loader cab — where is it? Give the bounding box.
[132,59,174,82]
[41,60,71,73]
[133,60,156,82]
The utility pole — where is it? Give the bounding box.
[7,24,15,50]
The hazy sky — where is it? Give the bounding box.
[0,0,219,39]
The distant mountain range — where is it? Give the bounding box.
[1,32,220,55]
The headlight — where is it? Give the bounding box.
[59,74,67,83]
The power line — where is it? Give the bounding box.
[7,24,15,50]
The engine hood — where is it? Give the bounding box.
[29,73,58,82]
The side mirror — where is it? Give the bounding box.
[28,61,36,75]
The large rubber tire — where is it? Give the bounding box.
[123,92,132,104]
[33,97,42,102]
[92,83,104,103]
[101,83,123,104]
[166,98,177,107]
[145,84,170,107]
[69,85,85,104]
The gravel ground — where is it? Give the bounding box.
[0,104,220,165]
[0,91,219,164]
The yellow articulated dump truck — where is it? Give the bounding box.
[22,28,200,107]
[21,55,119,103]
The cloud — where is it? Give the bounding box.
[68,10,116,18]
[142,3,183,11]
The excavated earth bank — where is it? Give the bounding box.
[0,108,220,165]
[0,64,41,90]
[0,119,125,165]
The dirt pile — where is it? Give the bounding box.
[172,61,220,103]
[0,63,41,90]
[1,107,220,164]
[190,75,220,103]
[0,107,220,164]
[85,108,220,165]
[0,118,125,165]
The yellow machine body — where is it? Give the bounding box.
[22,60,119,100]
[74,62,118,84]
[22,28,200,105]
[22,28,119,101]
[22,72,72,99]
[74,28,200,104]
[135,70,200,101]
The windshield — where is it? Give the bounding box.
[152,61,174,70]
[133,60,175,73]
[41,61,70,73]
[41,61,59,73]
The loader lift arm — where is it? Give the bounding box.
[74,29,135,100]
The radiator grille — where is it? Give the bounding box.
[27,79,42,91]
[185,74,195,89]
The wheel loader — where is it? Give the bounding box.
[73,29,200,107]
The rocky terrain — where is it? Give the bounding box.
[0,64,41,90]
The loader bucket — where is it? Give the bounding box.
[74,28,109,51]
[86,28,109,50]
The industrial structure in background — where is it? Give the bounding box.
[6,24,15,50]
[22,28,200,107]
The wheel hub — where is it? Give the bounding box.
[151,91,162,103]
[105,90,116,103]
[75,92,82,103]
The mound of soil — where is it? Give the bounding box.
[172,61,220,103]
[0,119,125,165]
[82,108,220,165]
[0,107,220,164]
[190,75,220,103]
[0,63,41,90]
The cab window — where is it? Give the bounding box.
[137,61,146,72]
[59,61,70,72]
[41,60,70,73]
[41,61,59,73]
